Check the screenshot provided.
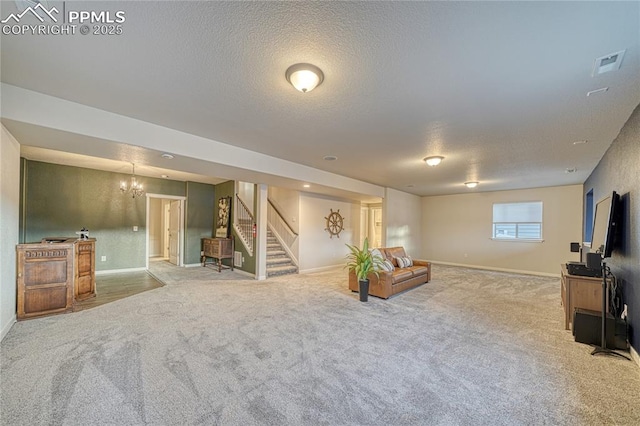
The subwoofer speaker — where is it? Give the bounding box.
[573,308,627,350]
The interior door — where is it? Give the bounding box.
[168,200,180,265]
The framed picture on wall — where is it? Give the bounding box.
[215,196,232,238]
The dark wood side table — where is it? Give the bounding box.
[202,237,234,272]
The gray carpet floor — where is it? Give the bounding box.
[1,263,639,425]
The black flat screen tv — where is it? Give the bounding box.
[590,191,620,259]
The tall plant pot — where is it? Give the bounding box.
[358,279,369,302]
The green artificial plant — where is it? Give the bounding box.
[345,237,385,281]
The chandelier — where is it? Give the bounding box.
[120,163,144,198]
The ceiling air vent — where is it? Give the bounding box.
[592,50,626,76]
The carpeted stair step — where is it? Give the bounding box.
[267,264,298,277]
[267,256,293,266]
[267,249,286,257]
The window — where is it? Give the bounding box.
[492,201,543,241]
[584,190,593,244]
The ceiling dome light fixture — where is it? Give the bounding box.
[424,156,444,166]
[464,181,479,188]
[286,63,324,93]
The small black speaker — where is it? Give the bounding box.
[586,252,602,269]
[570,242,580,253]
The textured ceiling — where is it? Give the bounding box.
[1,1,639,197]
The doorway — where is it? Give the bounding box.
[146,194,186,268]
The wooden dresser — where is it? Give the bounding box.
[16,238,96,320]
[202,237,234,272]
[560,263,607,330]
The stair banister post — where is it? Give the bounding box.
[255,184,268,280]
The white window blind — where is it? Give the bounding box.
[492,201,543,240]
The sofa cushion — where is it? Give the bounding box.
[391,269,413,283]
[395,256,413,268]
[406,265,429,276]
[380,259,395,272]
[385,247,407,261]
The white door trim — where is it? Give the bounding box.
[146,193,186,270]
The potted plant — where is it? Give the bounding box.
[345,238,384,302]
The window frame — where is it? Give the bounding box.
[491,201,544,243]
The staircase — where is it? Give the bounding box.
[266,229,297,277]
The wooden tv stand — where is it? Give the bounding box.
[560,263,608,330]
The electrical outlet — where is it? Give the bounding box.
[101,256,107,262]
[200,251,204,256]
[133,226,138,232]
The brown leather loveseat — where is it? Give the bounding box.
[348,246,431,299]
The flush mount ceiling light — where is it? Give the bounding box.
[303,184,311,188]
[323,155,337,161]
[565,167,577,174]
[161,153,174,159]
[464,181,479,188]
[286,63,324,93]
[423,156,444,166]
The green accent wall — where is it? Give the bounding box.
[214,180,256,274]
[185,181,215,264]
[21,160,214,271]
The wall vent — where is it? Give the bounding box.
[234,251,243,267]
[592,50,626,76]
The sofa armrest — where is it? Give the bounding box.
[348,270,393,298]
[412,259,431,281]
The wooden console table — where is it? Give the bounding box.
[560,263,608,330]
[202,237,234,272]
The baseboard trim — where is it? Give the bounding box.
[1,315,16,342]
[183,263,202,268]
[631,345,640,370]
[429,261,559,278]
[232,269,255,279]
[96,267,147,275]
[299,264,344,274]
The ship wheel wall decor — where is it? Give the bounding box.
[324,208,344,238]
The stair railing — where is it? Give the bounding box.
[234,194,254,256]
[267,199,298,265]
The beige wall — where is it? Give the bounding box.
[1,125,20,340]
[298,193,360,273]
[383,188,422,257]
[421,185,583,275]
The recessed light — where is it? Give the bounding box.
[464,181,478,188]
[303,184,310,188]
[423,156,444,166]
[565,168,577,174]
[161,174,170,179]
[323,155,337,161]
[161,153,174,159]
[586,87,608,97]
[572,140,588,145]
